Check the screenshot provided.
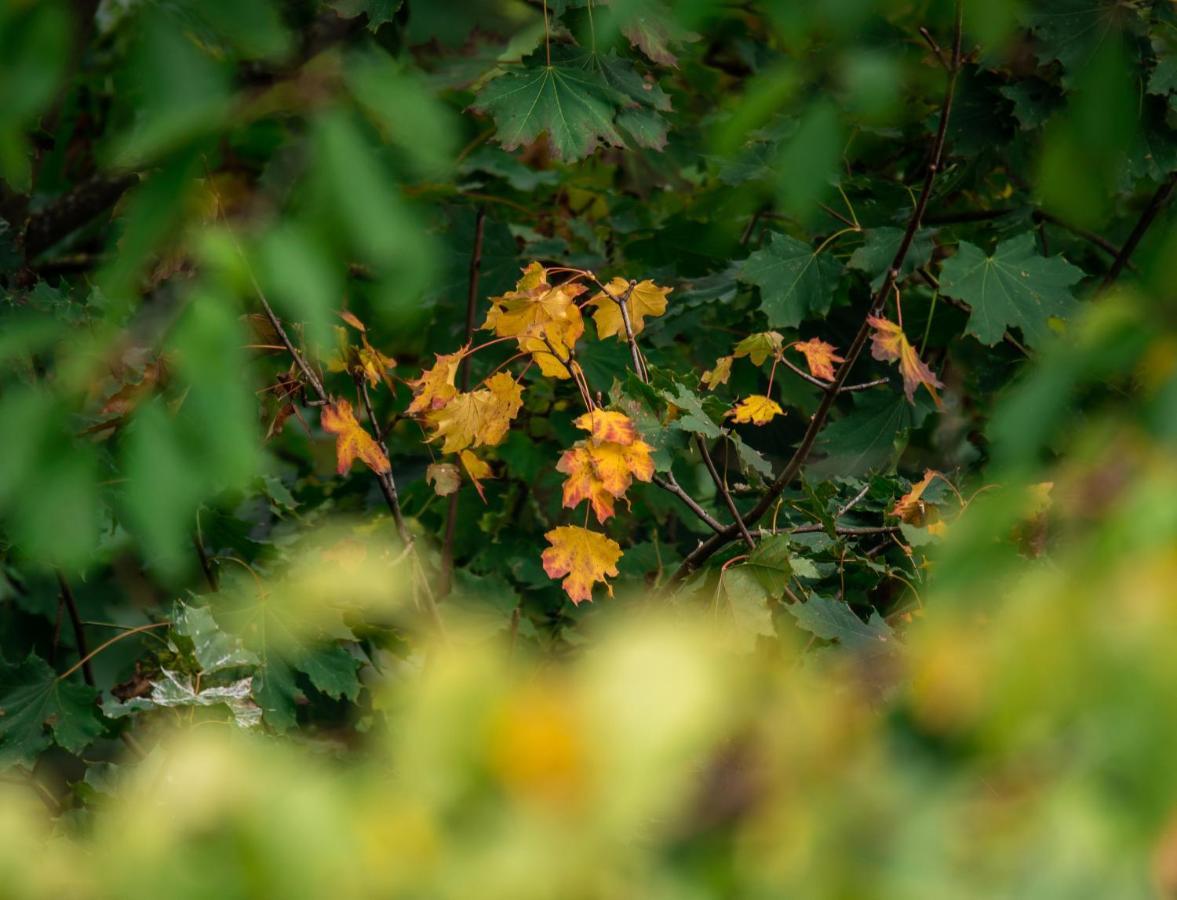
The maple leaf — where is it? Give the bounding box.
[727,395,784,426]
[321,400,390,476]
[557,438,654,524]
[541,526,623,604]
[701,355,733,390]
[573,409,639,446]
[460,449,493,503]
[738,232,842,328]
[867,316,944,406]
[587,277,671,340]
[426,462,461,497]
[557,446,618,523]
[733,331,785,366]
[890,470,939,524]
[407,350,464,415]
[792,338,844,381]
[424,373,524,454]
[484,263,587,379]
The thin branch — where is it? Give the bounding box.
[652,474,725,533]
[56,573,94,687]
[918,25,949,69]
[192,528,219,592]
[57,622,171,683]
[778,356,888,393]
[697,438,755,549]
[441,208,487,597]
[1100,172,1177,290]
[669,1,964,586]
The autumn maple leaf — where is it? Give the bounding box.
[321,400,390,475]
[558,411,655,523]
[426,462,461,496]
[867,316,943,406]
[701,355,733,390]
[792,338,844,381]
[733,331,785,366]
[407,350,464,415]
[541,526,623,604]
[460,449,493,502]
[483,262,587,379]
[332,312,397,389]
[727,395,784,425]
[424,372,524,454]
[890,470,938,523]
[587,277,670,340]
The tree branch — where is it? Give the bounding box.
[56,573,94,687]
[1100,172,1177,290]
[697,437,754,549]
[668,2,964,586]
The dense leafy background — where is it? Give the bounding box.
[3,0,1177,894]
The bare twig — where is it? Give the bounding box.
[56,573,94,687]
[57,622,171,684]
[697,438,755,549]
[669,2,964,586]
[778,356,888,393]
[1100,172,1177,290]
[652,474,725,533]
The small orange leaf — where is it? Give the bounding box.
[867,316,943,406]
[557,437,654,524]
[791,338,844,381]
[541,526,623,604]
[727,395,784,425]
[587,277,670,340]
[321,399,390,476]
[572,409,638,446]
[339,310,366,332]
[460,449,493,502]
[890,470,938,523]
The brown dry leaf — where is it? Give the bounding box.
[891,470,938,524]
[733,331,784,366]
[587,277,670,340]
[426,462,461,497]
[321,399,390,475]
[727,395,784,426]
[867,316,943,406]
[541,525,623,604]
[701,355,733,390]
[791,338,844,381]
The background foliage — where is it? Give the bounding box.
[3,0,1177,894]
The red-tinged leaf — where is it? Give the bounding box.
[321,399,390,475]
[541,526,623,604]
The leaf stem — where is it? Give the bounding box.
[56,622,171,684]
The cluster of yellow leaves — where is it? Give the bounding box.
[701,355,732,390]
[406,350,464,415]
[586,278,670,340]
[867,316,943,406]
[557,410,655,524]
[702,333,843,396]
[483,262,586,379]
[727,395,784,426]
[541,525,623,605]
[321,399,390,476]
[422,372,524,454]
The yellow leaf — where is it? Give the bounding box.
[339,310,366,332]
[572,409,639,446]
[733,331,784,366]
[424,372,523,454]
[460,449,493,502]
[355,338,396,389]
[426,462,461,497]
[407,350,464,415]
[867,316,943,406]
[588,277,670,340]
[557,446,618,523]
[701,355,733,390]
[321,399,390,476]
[519,309,584,380]
[727,395,784,425]
[541,526,623,605]
[791,338,844,381]
[557,432,654,524]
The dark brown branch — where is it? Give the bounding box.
[192,531,219,592]
[652,474,724,533]
[697,438,755,549]
[22,174,139,259]
[669,2,964,586]
[778,357,888,393]
[1100,172,1177,290]
[56,573,94,687]
[440,207,487,597]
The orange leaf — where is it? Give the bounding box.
[890,469,938,523]
[727,395,784,425]
[541,526,623,604]
[407,350,464,415]
[460,449,493,502]
[867,316,943,406]
[791,338,844,381]
[701,355,733,390]
[587,277,670,340]
[321,400,390,475]
[557,446,618,523]
[572,409,638,446]
[558,412,655,524]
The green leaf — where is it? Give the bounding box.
[660,383,723,439]
[728,431,773,479]
[786,595,894,651]
[173,603,259,674]
[809,393,913,478]
[0,654,103,767]
[1028,0,1132,83]
[471,60,626,161]
[720,568,776,652]
[107,670,262,728]
[847,226,935,290]
[619,0,699,67]
[939,234,1086,347]
[739,232,842,328]
[743,535,795,594]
